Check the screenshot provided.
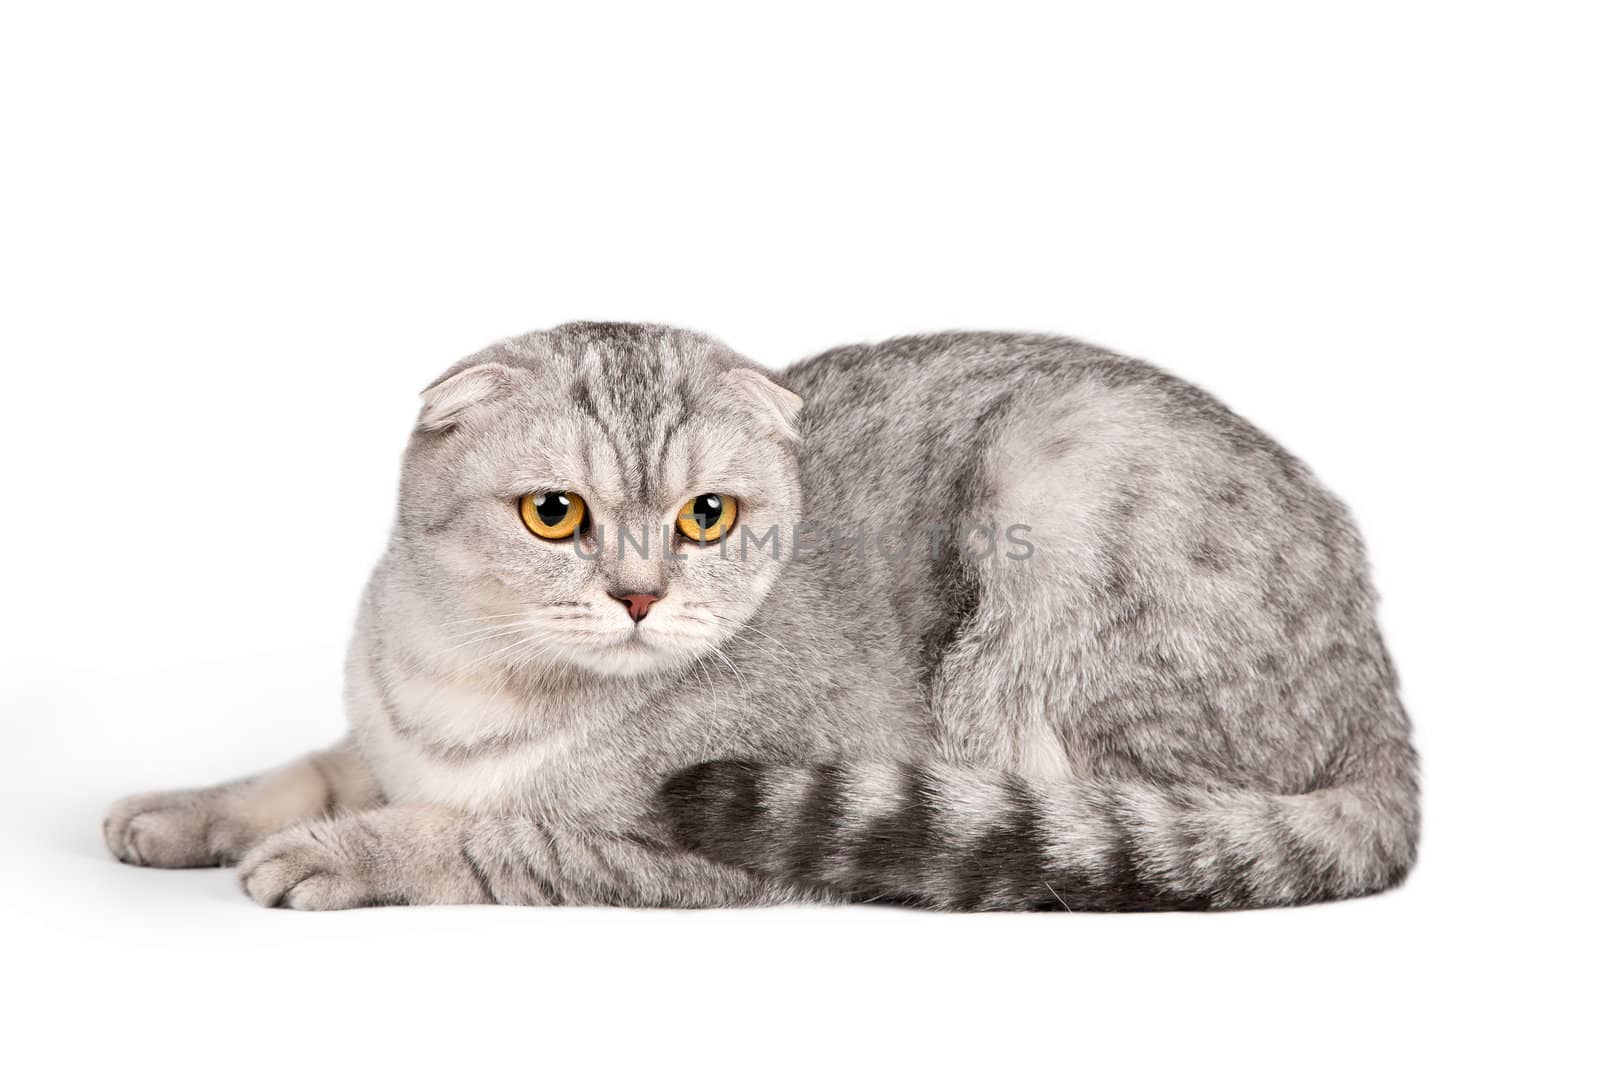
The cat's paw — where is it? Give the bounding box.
[103,788,242,868]
[237,821,394,910]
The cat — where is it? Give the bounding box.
[103,322,1419,911]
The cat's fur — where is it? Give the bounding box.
[103,323,1419,911]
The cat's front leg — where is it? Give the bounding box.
[237,804,485,909]
[103,739,380,868]
[238,807,807,910]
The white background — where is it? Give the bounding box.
[2,2,1595,1071]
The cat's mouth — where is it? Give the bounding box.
[563,625,692,678]
[595,625,663,657]
[577,617,718,676]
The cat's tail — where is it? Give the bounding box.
[656,755,1419,910]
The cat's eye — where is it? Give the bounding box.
[519,491,586,539]
[676,493,737,543]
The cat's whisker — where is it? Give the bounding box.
[701,614,807,681]
[704,645,753,698]
[685,656,722,729]
[727,638,806,684]
[435,623,535,655]
[436,611,532,627]
[450,632,547,678]
[439,623,533,644]
[435,605,585,640]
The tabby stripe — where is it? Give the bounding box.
[952,778,1051,911]
[1270,805,1340,906]
[459,846,498,904]
[531,818,566,905]
[850,764,939,902]
[786,764,846,888]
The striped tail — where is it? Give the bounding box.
[657,759,1419,911]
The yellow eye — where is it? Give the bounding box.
[676,494,737,543]
[519,491,586,539]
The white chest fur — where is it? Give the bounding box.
[347,638,578,813]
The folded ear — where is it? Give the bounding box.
[724,367,803,442]
[417,363,516,432]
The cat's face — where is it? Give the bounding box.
[393,324,802,678]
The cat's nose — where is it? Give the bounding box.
[609,591,661,623]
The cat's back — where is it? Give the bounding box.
[783,330,1270,450]
[780,331,1107,430]
[773,332,1370,664]
[777,331,1323,522]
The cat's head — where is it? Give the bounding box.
[391,322,803,678]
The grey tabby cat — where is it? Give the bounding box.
[103,323,1419,911]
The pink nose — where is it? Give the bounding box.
[609,592,661,623]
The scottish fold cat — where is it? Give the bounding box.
[104,323,1418,910]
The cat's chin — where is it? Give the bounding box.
[561,634,700,679]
